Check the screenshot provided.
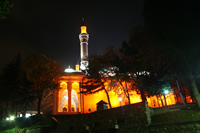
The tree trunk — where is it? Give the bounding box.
[120,81,130,104]
[140,88,147,102]
[104,88,112,109]
[156,95,160,107]
[22,103,26,117]
[3,101,8,118]
[186,66,200,108]
[173,88,179,103]
[163,95,167,106]
[136,77,146,102]
[184,55,200,108]
[125,81,131,104]
[189,89,195,103]
[37,97,42,114]
[189,77,200,107]
[132,76,146,102]
[176,80,186,105]
[5,101,8,118]
[182,87,187,104]
[159,95,164,107]
[12,100,15,116]
[175,90,179,103]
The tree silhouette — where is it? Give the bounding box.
[0,54,34,118]
[143,0,200,108]
[0,0,13,19]
[23,54,62,114]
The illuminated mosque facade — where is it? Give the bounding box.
[52,20,191,115]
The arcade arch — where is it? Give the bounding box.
[59,82,79,113]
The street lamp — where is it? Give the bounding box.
[119,96,122,106]
[164,90,169,95]
[119,97,122,102]
[10,116,15,120]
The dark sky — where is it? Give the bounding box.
[0,0,144,72]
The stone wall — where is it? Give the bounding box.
[51,101,151,133]
[3,102,200,133]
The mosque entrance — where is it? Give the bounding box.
[60,89,79,113]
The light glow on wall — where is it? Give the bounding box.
[147,92,176,107]
[56,75,185,114]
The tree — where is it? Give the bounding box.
[132,25,188,105]
[143,0,200,108]
[119,25,176,103]
[15,72,34,117]
[80,75,112,108]
[0,0,13,19]
[119,40,151,102]
[110,72,132,105]
[81,46,123,109]
[23,54,62,114]
[80,54,113,109]
[0,54,33,118]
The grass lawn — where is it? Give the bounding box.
[151,109,200,125]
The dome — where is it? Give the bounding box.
[64,66,75,73]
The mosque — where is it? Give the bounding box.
[51,20,192,115]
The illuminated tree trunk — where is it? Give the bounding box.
[103,88,112,109]
[189,89,195,103]
[133,77,146,102]
[159,94,164,107]
[125,81,131,104]
[120,81,131,104]
[176,80,186,105]
[140,88,147,102]
[173,88,179,103]
[182,87,187,104]
[156,95,160,107]
[163,95,167,106]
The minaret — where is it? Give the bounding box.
[79,18,89,70]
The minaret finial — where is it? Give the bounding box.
[82,17,85,26]
[76,57,79,65]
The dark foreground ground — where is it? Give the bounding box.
[1,103,199,133]
[151,103,200,124]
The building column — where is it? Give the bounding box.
[67,81,72,112]
[52,89,58,115]
[79,82,84,113]
[78,82,81,113]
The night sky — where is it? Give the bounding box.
[0,0,144,72]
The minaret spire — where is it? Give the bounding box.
[82,17,85,26]
[79,18,89,71]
